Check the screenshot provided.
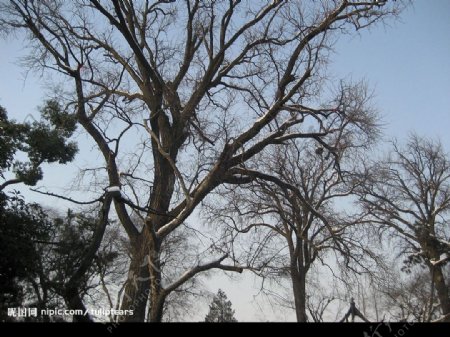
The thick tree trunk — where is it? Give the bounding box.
[148,293,165,322]
[120,229,168,322]
[120,234,151,322]
[119,108,178,322]
[120,259,150,322]
[147,233,166,322]
[431,265,450,322]
[425,236,450,322]
[291,266,307,322]
[63,287,92,322]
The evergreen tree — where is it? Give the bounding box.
[0,101,78,321]
[0,191,52,321]
[204,289,237,322]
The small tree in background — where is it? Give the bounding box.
[205,289,237,322]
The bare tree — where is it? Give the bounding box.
[306,275,337,322]
[357,134,450,321]
[0,0,404,321]
[205,83,382,321]
[376,266,444,322]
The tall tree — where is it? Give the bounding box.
[0,0,404,321]
[357,135,450,322]
[0,102,120,322]
[206,82,381,322]
[204,289,237,322]
[0,101,79,321]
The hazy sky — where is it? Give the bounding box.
[1,1,449,321]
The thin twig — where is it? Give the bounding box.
[31,188,104,204]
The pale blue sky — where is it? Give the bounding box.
[1,1,449,321]
[332,0,450,149]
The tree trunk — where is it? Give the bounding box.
[120,262,150,322]
[291,266,307,322]
[148,292,165,322]
[147,233,166,322]
[120,229,168,322]
[120,235,151,322]
[431,265,450,322]
[119,111,178,322]
[425,237,450,322]
[63,287,92,322]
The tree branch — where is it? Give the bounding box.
[164,254,243,294]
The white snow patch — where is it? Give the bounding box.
[410,250,423,257]
[106,186,121,193]
[430,254,449,266]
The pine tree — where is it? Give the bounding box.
[204,289,237,322]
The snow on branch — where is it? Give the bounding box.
[105,186,121,193]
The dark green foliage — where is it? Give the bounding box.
[25,121,78,164]
[0,100,84,321]
[0,200,119,322]
[0,100,78,187]
[36,209,119,321]
[40,99,77,136]
[0,106,19,171]
[204,289,237,322]
[12,162,43,186]
[48,210,111,288]
[0,191,52,321]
